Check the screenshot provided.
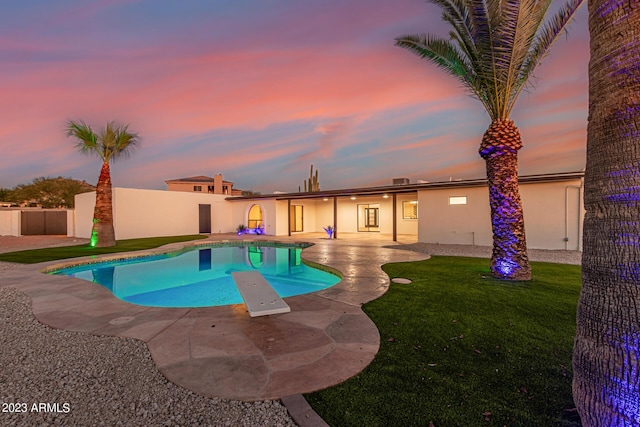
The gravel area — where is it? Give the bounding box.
[0,285,296,427]
[0,261,19,272]
[389,243,582,265]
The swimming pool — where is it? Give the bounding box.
[49,243,340,308]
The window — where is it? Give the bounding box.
[402,201,418,219]
[193,185,202,192]
[449,196,467,205]
[247,204,262,229]
[290,205,303,232]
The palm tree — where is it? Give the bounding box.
[572,2,640,425]
[66,120,140,247]
[395,0,583,280]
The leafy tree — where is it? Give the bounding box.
[572,2,640,425]
[241,190,261,196]
[395,0,583,280]
[10,177,94,208]
[66,120,140,247]
[0,187,14,203]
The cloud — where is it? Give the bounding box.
[0,0,589,193]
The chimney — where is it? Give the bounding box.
[213,174,223,194]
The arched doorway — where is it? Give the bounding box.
[247,204,263,230]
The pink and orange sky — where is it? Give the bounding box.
[1,1,589,193]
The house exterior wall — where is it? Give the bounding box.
[166,174,242,195]
[396,193,420,235]
[289,199,319,235]
[71,177,583,251]
[75,188,232,240]
[166,181,206,193]
[315,199,334,231]
[417,178,584,250]
[274,200,289,236]
[284,194,418,236]
[230,199,282,235]
[520,180,583,251]
[418,186,490,246]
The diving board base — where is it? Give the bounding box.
[231,271,291,317]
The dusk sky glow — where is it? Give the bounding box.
[1,1,589,194]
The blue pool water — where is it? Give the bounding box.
[50,244,340,308]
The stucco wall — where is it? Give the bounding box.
[229,199,281,236]
[418,187,490,246]
[315,199,334,231]
[289,199,318,235]
[520,180,583,251]
[75,188,232,240]
[396,193,419,236]
[167,182,205,193]
[417,178,583,250]
[72,178,583,250]
[75,192,96,239]
[305,195,417,236]
[0,210,20,236]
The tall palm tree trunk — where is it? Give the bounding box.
[479,119,531,280]
[91,161,116,247]
[572,1,640,425]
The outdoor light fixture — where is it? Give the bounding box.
[323,198,328,201]
[383,194,389,199]
[350,196,356,200]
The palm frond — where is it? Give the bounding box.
[67,120,140,163]
[468,0,503,118]
[112,124,140,161]
[98,121,140,162]
[394,34,475,87]
[510,0,584,112]
[397,0,585,120]
[493,0,550,116]
[434,0,479,63]
[66,120,101,160]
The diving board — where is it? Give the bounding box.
[231,271,291,317]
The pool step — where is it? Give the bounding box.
[231,271,291,317]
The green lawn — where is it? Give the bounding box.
[305,256,581,427]
[0,235,207,263]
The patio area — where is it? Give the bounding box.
[0,234,429,401]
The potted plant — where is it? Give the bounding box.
[236,224,247,236]
[323,225,335,239]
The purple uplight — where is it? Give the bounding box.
[603,333,640,425]
[595,0,625,18]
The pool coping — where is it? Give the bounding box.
[0,234,429,402]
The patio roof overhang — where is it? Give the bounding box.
[225,171,584,202]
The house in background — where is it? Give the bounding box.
[165,173,244,196]
[74,171,584,251]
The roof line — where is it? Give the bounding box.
[226,171,585,201]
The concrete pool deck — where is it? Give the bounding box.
[0,234,429,401]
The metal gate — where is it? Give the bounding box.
[20,210,68,235]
